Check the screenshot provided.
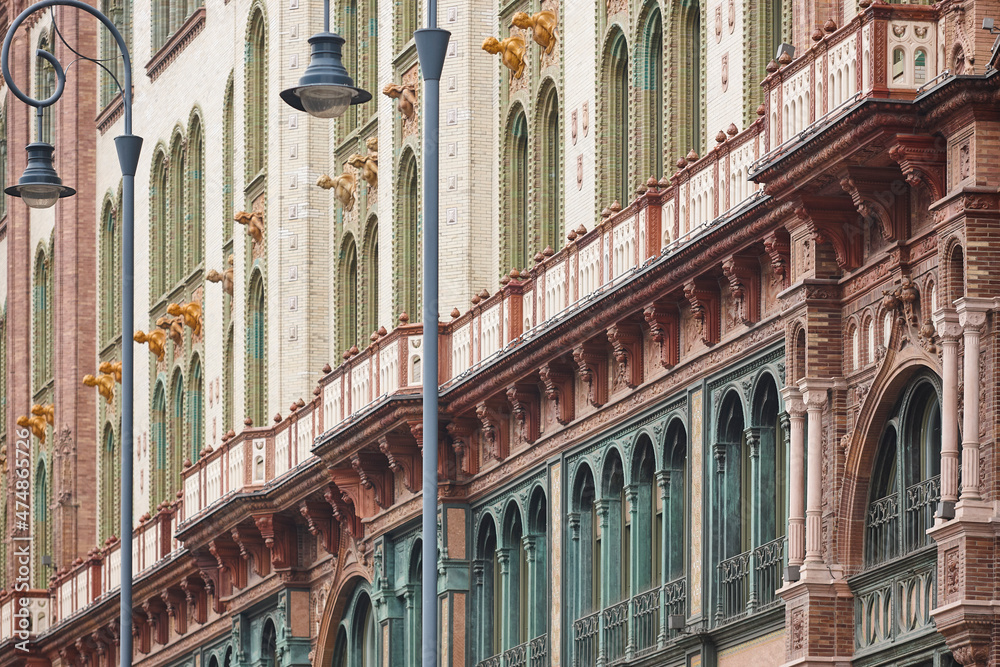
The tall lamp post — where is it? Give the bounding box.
[1,4,141,666]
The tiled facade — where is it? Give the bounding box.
[1,0,1000,665]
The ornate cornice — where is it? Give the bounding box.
[145,8,207,82]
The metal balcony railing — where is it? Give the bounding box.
[631,587,660,656]
[865,493,900,567]
[753,536,785,611]
[718,549,752,622]
[904,475,939,553]
[602,599,629,664]
[572,611,599,667]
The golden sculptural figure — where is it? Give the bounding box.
[234,210,264,244]
[347,152,378,190]
[167,301,203,337]
[207,255,234,295]
[17,414,46,444]
[157,315,185,347]
[482,34,527,79]
[99,360,123,383]
[317,172,357,211]
[83,372,116,405]
[33,403,55,425]
[134,328,167,362]
[382,83,417,120]
[512,11,558,54]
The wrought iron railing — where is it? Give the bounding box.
[904,475,939,553]
[602,599,629,664]
[476,656,502,667]
[663,576,686,618]
[573,611,599,667]
[854,558,936,651]
[527,635,547,667]
[718,549,751,622]
[864,493,899,567]
[502,642,527,667]
[753,536,785,611]
[631,587,660,656]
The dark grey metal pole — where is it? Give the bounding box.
[413,5,449,664]
[1,3,139,664]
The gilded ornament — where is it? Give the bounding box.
[511,11,558,55]
[482,34,527,79]
[83,373,116,405]
[317,171,357,211]
[234,210,264,244]
[134,328,167,362]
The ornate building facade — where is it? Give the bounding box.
[1,0,1000,664]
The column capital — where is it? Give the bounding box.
[781,386,806,417]
[932,308,963,341]
[955,297,992,330]
[798,377,838,410]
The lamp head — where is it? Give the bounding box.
[5,142,75,209]
[279,32,371,118]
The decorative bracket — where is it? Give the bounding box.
[796,196,863,271]
[838,167,906,242]
[208,535,247,593]
[572,343,608,406]
[506,382,541,445]
[160,586,187,636]
[230,522,269,577]
[721,253,762,325]
[763,229,790,288]
[378,431,422,493]
[299,499,340,556]
[683,278,721,346]
[445,417,480,476]
[253,513,298,570]
[351,450,394,509]
[324,476,364,540]
[606,321,643,388]
[643,302,679,368]
[179,575,208,625]
[476,401,509,462]
[539,361,575,424]
[888,135,945,203]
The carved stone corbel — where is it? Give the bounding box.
[721,253,762,325]
[505,382,541,445]
[643,302,679,368]
[763,229,790,288]
[191,550,225,614]
[324,475,364,539]
[351,449,394,509]
[378,431,422,493]
[796,196,863,271]
[208,534,247,593]
[888,135,945,203]
[606,321,643,388]
[445,417,480,476]
[539,361,575,424]
[476,401,509,462]
[299,499,340,556]
[231,522,269,577]
[838,167,906,242]
[179,575,208,625]
[160,586,187,636]
[253,513,298,570]
[572,343,608,406]
[683,278,721,346]
[141,597,168,646]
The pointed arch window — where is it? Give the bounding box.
[639,7,663,180]
[505,109,529,271]
[151,383,168,506]
[602,31,630,209]
[0,107,7,220]
[100,201,120,346]
[35,36,55,144]
[677,1,701,155]
[538,88,561,253]
[570,465,600,665]
[169,135,186,284]
[362,220,379,338]
[33,250,51,388]
[247,272,267,427]
[101,0,132,108]
[224,326,234,432]
[170,370,185,494]
[339,235,359,352]
[474,516,500,661]
[100,424,119,541]
[188,357,203,462]
[332,585,379,666]
[223,78,235,239]
[187,115,204,271]
[33,462,49,587]
[151,150,169,298]
[396,150,420,322]
[339,0,359,137]
[246,10,268,181]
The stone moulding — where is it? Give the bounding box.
[146,8,207,82]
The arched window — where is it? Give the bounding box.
[187,113,204,270]
[100,0,131,108]
[746,0,782,122]
[223,77,235,239]
[630,435,658,595]
[33,462,49,587]
[505,108,529,271]
[602,31,630,208]
[362,219,379,338]
[396,150,420,321]
[247,271,267,427]
[33,249,51,388]
[100,424,119,541]
[677,1,701,156]
[715,391,749,622]
[664,420,688,586]
[35,35,55,144]
[474,515,500,662]
[246,9,268,180]
[398,0,418,49]
[570,464,599,664]
[500,503,529,651]
[404,541,422,667]
[261,620,277,667]
[865,378,941,567]
[170,369,185,492]
[188,357,203,462]
[338,0,359,137]
[151,383,168,506]
[914,49,927,85]
[538,87,561,252]
[151,149,168,298]
[598,449,628,661]
[100,200,118,346]
[639,6,663,181]
[339,235,359,352]
[224,326,234,432]
[526,488,547,642]
[749,374,787,609]
[331,585,379,666]
[169,133,186,285]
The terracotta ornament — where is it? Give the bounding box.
[167,301,203,337]
[134,328,167,362]
[234,210,264,244]
[511,11,558,55]
[207,255,234,295]
[482,34,527,79]
[83,372,116,405]
[317,172,357,211]
[382,83,417,120]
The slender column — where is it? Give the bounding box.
[956,299,988,503]
[624,486,638,659]
[800,383,827,565]
[654,471,669,648]
[594,499,611,667]
[781,388,806,574]
[933,310,962,517]
[522,535,537,641]
[745,428,760,613]
[712,443,727,624]
[472,563,485,660]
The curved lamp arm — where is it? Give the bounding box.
[1,0,134,135]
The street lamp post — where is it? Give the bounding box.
[1,4,141,666]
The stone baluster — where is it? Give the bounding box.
[933,309,962,518]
